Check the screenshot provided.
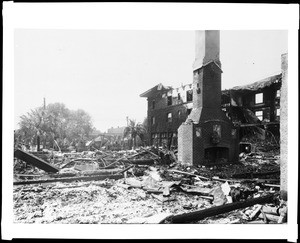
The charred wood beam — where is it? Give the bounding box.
[124,159,155,165]
[241,178,279,183]
[232,170,280,179]
[264,183,280,188]
[115,165,134,174]
[13,174,123,186]
[102,151,147,169]
[168,194,274,224]
[211,177,241,183]
[169,169,210,181]
[208,177,279,184]
[140,147,160,159]
[14,149,59,173]
[239,122,279,127]
[15,174,43,177]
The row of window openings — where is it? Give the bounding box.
[151,107,280,125]
[151,126,236,139]
[153,90,280,109]
[152,91,193,109]
[168,91,193,106]
[151,109,192,125]
[255,108,280,121]
[151,133,177,139]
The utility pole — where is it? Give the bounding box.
[37,97,46,152]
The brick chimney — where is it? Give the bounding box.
[178,30,239,166]
[188,30,225,124]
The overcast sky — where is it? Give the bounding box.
[14,30,287,132]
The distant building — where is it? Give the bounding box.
[86,126,127,151]
[106,126,126,136]
[140,73,282,147]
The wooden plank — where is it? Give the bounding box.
[115,165,134,174]
[198,195,214,201]
[126,159,155,165]
[140,147,160,159]
[261,205,279,215]
[169,169,210,181]
[13,174,123,185]
[169,194,274,223]
[232,170,280,179]
[211,177,241,183]
[258,213,280,222]
[14,149,59,173]
[16,174,43,177]
[263,183,280,188]
[127,213,173,224]
[241,178,280,184]
[102,151,146,169]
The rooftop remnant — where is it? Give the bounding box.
[139,83,172,98]
[230,74,281,91]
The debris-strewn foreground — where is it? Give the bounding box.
[13,147,287,224]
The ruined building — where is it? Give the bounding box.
[140,44,283,153]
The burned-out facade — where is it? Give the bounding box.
[222,74,282,125]
[141,63,283,148]
[140,83,194,148]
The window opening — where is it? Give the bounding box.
[151,116,155,125]
[255,110,263,121]
[186,90,193,102]
[167,95,172,106]
[276,90,280,98]
[255,93,263,104]
[167,113,172,122]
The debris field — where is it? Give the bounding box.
[13,146,287,224]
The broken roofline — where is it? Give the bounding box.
[140,83,193,98]
[140,83,173,98]
[140,73,282,98]
[231,73,282,92]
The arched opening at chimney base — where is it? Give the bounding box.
[204,147,229,164]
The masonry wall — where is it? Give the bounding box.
[146,76,282,146]
[223,83,281,124]
[147,85,193,145]
[178,124,194,164]
[280,53,288,193]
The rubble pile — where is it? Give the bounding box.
[13,146,286,224]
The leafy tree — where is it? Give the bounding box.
[123,119,146,149]
[17,103,95,151]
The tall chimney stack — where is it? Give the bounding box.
[178,30,239,166]
[187,30,223,124]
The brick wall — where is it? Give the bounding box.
[178,123,194,164]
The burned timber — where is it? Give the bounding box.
[13,30,287,224]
